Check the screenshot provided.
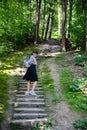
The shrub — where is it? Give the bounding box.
[74,54,87,66]
[70,78,87,92]
[0,42,13,57]
[73,119,87,129]
[0,73,8,122]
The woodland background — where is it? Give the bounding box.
[0,0,87,57]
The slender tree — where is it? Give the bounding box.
[58,5,61,36]
[34,0,42,44]
[44,0,53,40]
[61,0,67,51]
[68,0,73,38]
[85,0,87,54]
[29,0,31,22]
[42,0,46,39]
[44,13,50,40]
[48,0,54,39]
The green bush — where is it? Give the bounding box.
[78,103,87,111]
[74,54,87,66]
[0,73,8,122]
[73,119,87,129]
[0,42,13,57]
[70,78,87,92]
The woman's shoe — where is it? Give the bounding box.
[25,91,29,96]
[29,91,37,96]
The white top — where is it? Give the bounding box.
[28,55,37,64]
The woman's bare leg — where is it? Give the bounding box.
[32,81,37,91]
[27,80,31,92]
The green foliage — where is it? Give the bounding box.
[73,119,87,129]
[33,120,52,130]
[39,61,60,103]
[0,73,8,122]
[78,103,87,111]
[74,53,87,66]
[55,53,65,65]
[71,0,86,50]
[56,52,87,112]
[70,78,87,92]
[0,0,86,56]
[0,1,36,57]
[0,42,13,57]
[0,46,39,123]
[60,69,73,88]
[60,69,87,112]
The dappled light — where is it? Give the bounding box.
[0,0,87,129]
[39,43,61,57]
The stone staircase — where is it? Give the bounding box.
[11,76,48,126]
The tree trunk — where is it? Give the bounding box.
[61,0,67,51]
[44,13,50,40]
[26,0,29,23]
[68,0,73,38]
[34,0,42,44]
[29,0,31,22]
[85,0,87,54]
[58,6,61,36]
[42,0,46,39]
[48,0,54,39]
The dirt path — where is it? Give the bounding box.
[46,58,81,130]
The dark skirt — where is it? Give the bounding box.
[23,65,38,82]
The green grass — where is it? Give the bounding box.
[73,119,87,129]
[39,62,61,104]
[55,53,66,65]
[0,45,39,123]
[56,53,87,113]
[60,69,73,88]
[0,73,9,122]
[0,45,39,70]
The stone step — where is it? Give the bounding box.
[19,81,28,84]
[18,87,43,91]
[13,113,47,118]
[16,90,43,94]
[14,108,45,112]
[12,74,48,126]
[18,84,42,87]
[14,102,45,107]
[15,94,44,98]
[11,118,48,124]
[19,80,40,83]
[19,81,42,84]
[16,98,45,102]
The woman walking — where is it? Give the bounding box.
[23,50,38,96]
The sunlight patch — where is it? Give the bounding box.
[2,67,26,76]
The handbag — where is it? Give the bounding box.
[23,59,31,68]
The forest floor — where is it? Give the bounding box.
[1,40,87,130]
[39,41,86,130]
[46,58,81,130]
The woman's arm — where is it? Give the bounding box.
[27,56,37,65]
[31,62,37,65]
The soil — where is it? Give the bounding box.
[0,42,85,130]
[47,58,81,130]
[39,43,83,130]
[0,76,15,130]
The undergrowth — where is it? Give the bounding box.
[56,52,87,113]
[0,73,8,122]
[74,53,87,67]
[39,60,61,103]
[73,119,87,130]
[0,45,39,123]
